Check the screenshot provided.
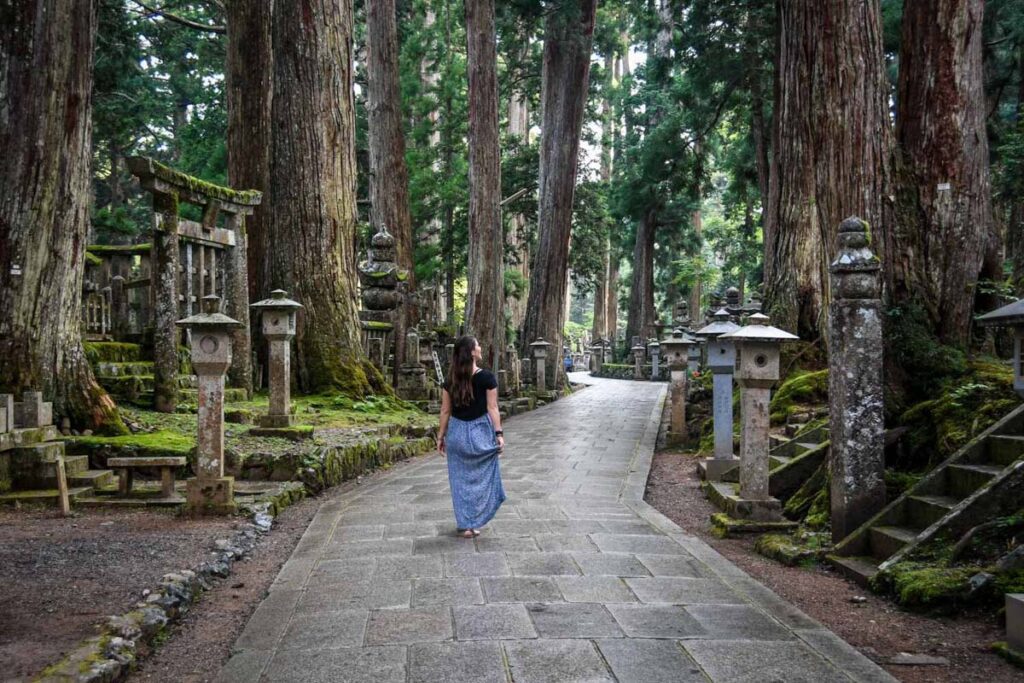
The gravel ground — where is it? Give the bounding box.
[0,507,238,681]
[645,448,1021,683]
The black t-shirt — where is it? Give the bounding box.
[445,369,498,421]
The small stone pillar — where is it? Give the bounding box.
[250,290,303,428]
[828,217,886,541]
[686,337,702,375]
[725,286,742,320]
[152,191,180,413]
[590,343,604,374]
[14,391,52,428]
[695,309,741,480]
[661,329,695,443]
[1007,594,1024,656]
[530,338,551,390]
[177,295,241,515]
[631,342,646,380]
[0,394,12,433]
[398,330,430,400]
[648,339,661,380]
[720,313,798,520]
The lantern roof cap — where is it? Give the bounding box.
[251,289,303,311]
[530,337,551,348]
[661,328,697,346]
[719,313,799,342]
[177,295,241,329]
[695,309,741,338]
[977,298,1024,327]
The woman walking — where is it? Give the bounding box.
[437,336,506,538]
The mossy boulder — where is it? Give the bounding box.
[769,370,828,425]
[84,341,144,364]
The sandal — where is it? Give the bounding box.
[458,529,475,539]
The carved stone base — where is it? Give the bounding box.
[185,476,236,515]
[259,413,296,428]
[698,457,740,482]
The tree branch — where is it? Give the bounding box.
[131,0,226,34]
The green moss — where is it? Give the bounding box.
[992,641,1024,669]
[84,341,144,364]
[69,430,194,457]
[770,370,828,426]
[87,243,152,254]
[755,532,829,567]
[883,563,978,611]
[136,156,262,204]
[783,460,830,527]
[362,321,394,330]
[85,251,103,266]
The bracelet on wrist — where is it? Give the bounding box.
[495,430,503,436]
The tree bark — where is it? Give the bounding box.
[464,0,505,371]
[625,211,657,345]
[507,80,531,333]
[763,0,895,340]
[0,0,125,433]
[268,0,382,395]
[896,0,993,346]
[606,255,620,343]
[521,0,598,386]
[591,52,614,343]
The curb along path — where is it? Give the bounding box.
[218,375,895,683]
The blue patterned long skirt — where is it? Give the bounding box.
[446,413,506,529]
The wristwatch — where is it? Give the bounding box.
[495,430,504,436]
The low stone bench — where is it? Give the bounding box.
[107,457,187,498]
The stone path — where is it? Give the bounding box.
[218,375,895,683]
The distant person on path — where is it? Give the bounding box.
[437,335,506,538]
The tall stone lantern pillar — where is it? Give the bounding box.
[828,217,886,540]
[530,338,551,390]
[648,339,661,380]
[250,290,302,428]
[177,295,241,514]
[661,329,695,443]
[631,342,646,380]
[590,342,604,374]
[978,298,1024,398]
[719,313,798,520]
[695,309,741,480]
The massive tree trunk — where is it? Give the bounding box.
[763,0,895,340]
[522,0,598,386]
[896,0,993,346]
[268,0,381,395]
[606,255,620,343]
[507,84,531,333]
[463,0,505,371]
[0,0,124,433]
[421,7,447,322]
[225,0,272,394]
[591,52,614,343]
[625,212,657,345]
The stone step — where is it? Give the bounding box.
[986,435,1024,467]
[75,494,184,508]
[92,361,155,377]
[905,494,959,528]
[828,555,879,588]
[769,454,792,469]
[946,462,1002,499]
[869,525,919,561]
[794,442,819,453]
[68,469,115,489]
[63,455,89,475]
[0,486,93,507]
[16,441,65,462]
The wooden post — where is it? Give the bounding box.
[56,455,71,516]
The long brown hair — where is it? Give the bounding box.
[447,335,478,407]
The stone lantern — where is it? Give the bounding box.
[250,290,302,428]
[725,286,742,320]
[661,328,696,442]
[177,295,241,514]
[530,338,551,390]
[631,341,647,380]
[978,298,1024,398]
[695,309,741,481]
[647,339,661,380]
[686,336,703,375]
[398,329,430,401]
[590,341,604,374]
[719,313,798,520]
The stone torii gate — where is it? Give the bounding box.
[128,157,262,412]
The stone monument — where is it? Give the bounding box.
[661,329,696,443]
[648,339,661,380]
[397,330,430,401]
[359,225,403,372]
[978,297,1024,398]
[530,338,551,390]
[250,290,302,428]
[695,309,741,481]
[177,295,241,514]
[828,217,886,540]
[631,341,646,380]
[719,313,798,520]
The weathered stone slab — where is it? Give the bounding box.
[607,604,705,638]
[507,552,582,576]
[452,604,536,640]
[571,552,651,577]
[411,578,484,606]
[480,577,563,603]
[277,609,369,651]
[683,640,842,683]
[443,552,510,577]
[526,602,624,637]
[596,639,707,683]
[363,606,453,645]
[686,604,793,640]
[408,642,506,683]
[554,576,637,603]
[263,646,407,683]
[504,639,614,683]
[625,577,742,605]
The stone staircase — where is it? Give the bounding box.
[830,403,1024,586]
[704,425,829,493]
[0,392,116,508]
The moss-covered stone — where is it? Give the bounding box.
[992,641,1024,669]
[68,430,194,460]
[84,341,144,364]
[769,370,828,425]
[874,562,978,612]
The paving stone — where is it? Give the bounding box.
[591,533,688,555]
[554,576,637,603]
[452,603,537,640]
[322,538,412,559]
[215,650,271,683]
[364,606,453,645]
[412,578,484,606]
[233,589,300,651]
[571,553,651,577]
[507,552,581,576]
[444,551,510,577]
[635,554,706,577]
[625,577,743,605]
[504,639,614,683]
[332,525,385,542]
[278,609,369,651]
[476,535,541,553]
[543,519,607,534]
[295,580,411,612]
[307,558,377,587]
[489,519,549,536]
[263,646,407,683]
[526,602,623,638]
[408,641,507,683]
[481,577,564,603]
[338,510,414,525]
[683,640,845,683]
[687,604,793,641]
[413,535,478,555]
[599,520,666,535]
[607,604,706,638]
[375,555,443,579]
[384,522,439,538]
[596,639,708,683]
[534,534,600,552]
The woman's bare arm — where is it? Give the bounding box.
[486,388,504,453]
[438,389,451,454]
